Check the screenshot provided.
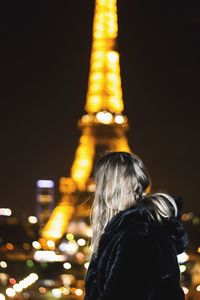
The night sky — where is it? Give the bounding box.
[0,1,199,217]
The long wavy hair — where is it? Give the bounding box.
[88,151,178,261]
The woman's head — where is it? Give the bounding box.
[94,151,150,211]
[88,151,178,260]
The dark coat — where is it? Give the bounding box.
[84,196,189,300]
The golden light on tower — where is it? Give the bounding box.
[39,197,75,249]
[70,0,131,192]
[41,203,74,241]
[70,134,95,191]
[85,0,124,113]
[41,0,132,244]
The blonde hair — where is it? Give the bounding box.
[88,151,178,261]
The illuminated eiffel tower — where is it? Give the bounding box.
[41,0,132,246]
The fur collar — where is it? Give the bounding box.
[102,195,189,254]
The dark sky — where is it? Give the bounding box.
[0,1,199,217]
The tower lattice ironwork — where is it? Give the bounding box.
[40,0,132,249]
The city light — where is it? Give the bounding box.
[28,215,38,224]
[64,241,78,255]
[60,274,75,286]
[0,261,7,268]
[0,273,8,284]
[36,180,54,188]
[77,238,86,246]
[60,287,70,295]
[17,273,39,290]
[6,243,14,250]
[177,252,189,264]
[196,285,200,292]
[0,208,12,216]
[182,287,189,294]
[52,288,62,298]
[23,243,31,250]
[66,233,74,240]
[47,240,55,249]
[84,262,89,269]
[86,227,93,237]
[32,241,42,250]
[9,278,16,285]
[5,288,16,297]
[75,288,83,296]
[179,264,186,273]
[13,283,23,292]
[63,262,71,270]
[34,251,66,262]
[38,287,46,294]
[26,260,34,267]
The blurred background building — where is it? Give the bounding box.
[36,180,55,232]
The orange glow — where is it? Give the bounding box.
[6,243,14,250]
[44,0,133,245]
[41,201,75,245]
[85,0,124,113]
[70,134,95,191]
[114,137,131,153]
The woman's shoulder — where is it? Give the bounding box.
[120,213,189,256]
[119,216,161,246]
[102,196,189,255]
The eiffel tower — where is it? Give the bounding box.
[40,0,132,247]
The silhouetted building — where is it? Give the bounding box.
[36,180,55,231]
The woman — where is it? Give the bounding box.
[84,151,189,300]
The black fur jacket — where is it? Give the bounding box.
[84,196,189,300]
